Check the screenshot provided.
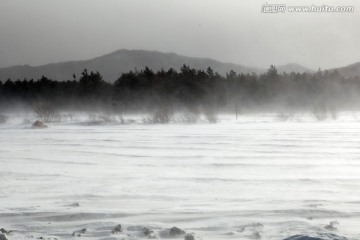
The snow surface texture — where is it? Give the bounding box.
[0,113,360,239]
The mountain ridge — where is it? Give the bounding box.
[0,49,357,82]
[330,61,360,78]
[0,49,263,82]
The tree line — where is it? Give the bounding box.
[0,65,360,113]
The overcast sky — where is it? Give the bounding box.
[0,0,359,70]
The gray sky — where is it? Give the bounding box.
[0,0,359,70]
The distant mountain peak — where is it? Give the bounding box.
[0,49,263,82]
[0,49,347,82]
[276,63,314,73]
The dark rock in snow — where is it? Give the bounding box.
[66,202,80,207]
[142,227,156,238]
[111,224,122,234]
[0,229,9,235]
[32,120,47,128]
[72,228,86,237]
[159,227,186,238]
[184,233,195,240]
[283,233,348,240]
[142,227,152,236]
[0,233,8,240]
[169,227,186,237]
[325,221,339,231]
[127,225,156,238]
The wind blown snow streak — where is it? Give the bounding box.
[0,118,360,239]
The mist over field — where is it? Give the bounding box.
[1,0,360,240]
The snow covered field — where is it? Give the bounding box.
[1,113,360,239]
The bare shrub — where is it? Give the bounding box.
[329,106,337,120]
[100,112,127,124]
[204,108,218,123]
[178,107,200,123]
[312,104,328,121]
[276,112,293,121]
[88,113,98,121]
[142,116,150,124]
[100,112,116,123]
[62,113,75,122]
[151,105,173,124]
[126,119,136,124]
[34,103,58,123]
[88,112,125,124]
[118,116,125,124]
